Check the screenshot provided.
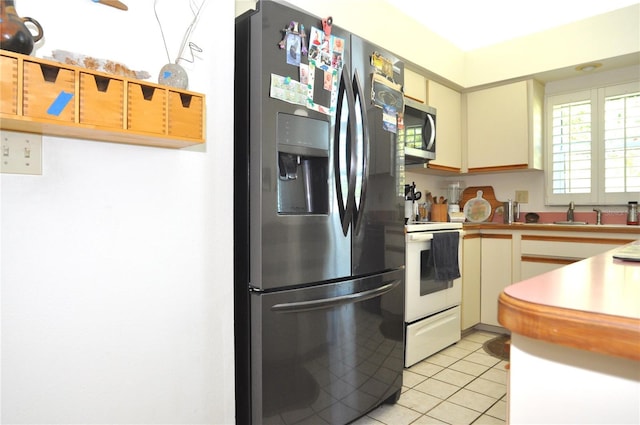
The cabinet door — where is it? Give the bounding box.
[404,68,427,104]
[462,235,481,330]
[428,80,462,170]
[466,80,543,172]
[520,261,566,281]
[480,235,512,327]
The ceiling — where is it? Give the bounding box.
[385,0,640,51]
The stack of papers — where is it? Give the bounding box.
[612,245,640,262]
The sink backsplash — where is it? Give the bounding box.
[492,210,630,225]
[405,170,637,226]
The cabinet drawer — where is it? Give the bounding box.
[406,306,460,367]
[0,54,18,115]
[167,91,204,139]
[79,73,124,128]
[23,60,75,122]
[521,236,630,259]
[127,83,166,134]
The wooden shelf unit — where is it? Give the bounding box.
[0,50,205,149]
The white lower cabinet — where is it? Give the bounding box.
[480,234,513,327]
[519,233,636,280]
[520,261,563,281]
[461,234,481,330]
[469,227,637,328]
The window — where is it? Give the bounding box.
[604,92,640,193]
[546,81,640,205]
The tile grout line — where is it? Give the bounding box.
[383,333,508,424]
[364,332,507,425]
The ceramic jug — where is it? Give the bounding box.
[0,0,43,55]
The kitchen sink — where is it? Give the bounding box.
[553,221,589,225]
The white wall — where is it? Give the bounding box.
[1,1,235,424]
[464,5,640,87]
[283,0,467,84]
[406,170,546,211]
[272,1,640,88]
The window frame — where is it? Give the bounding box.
[545,80,640,206]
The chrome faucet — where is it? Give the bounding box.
[567,201,575,222]
[593,208,602,225]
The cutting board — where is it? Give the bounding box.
[459,186,502,222]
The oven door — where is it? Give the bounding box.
[405,230,462,323]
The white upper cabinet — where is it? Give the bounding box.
[427,80,462,172]
[403,68,463,173]
[403,68,427,104]
[466,79,544,172]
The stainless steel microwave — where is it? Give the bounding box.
[401,98,436,165]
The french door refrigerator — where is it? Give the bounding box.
[235,1,406,423]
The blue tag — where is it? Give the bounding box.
[47,91,73,116]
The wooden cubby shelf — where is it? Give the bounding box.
[0,50,206,149]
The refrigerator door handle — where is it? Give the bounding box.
[270,279,401,313]
[352,69,370,235]
[334,65,358,236]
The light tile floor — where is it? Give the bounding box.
[353,331,508,425]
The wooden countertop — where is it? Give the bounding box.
[498,242,640,361]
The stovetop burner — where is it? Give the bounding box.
[405,221,463,232]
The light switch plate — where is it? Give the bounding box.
[515,190,529,203]
[1,130,42,175]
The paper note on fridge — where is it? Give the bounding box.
[371,73,404,110]
[270,73,307,106]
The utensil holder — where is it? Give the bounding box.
[431,204,448,222]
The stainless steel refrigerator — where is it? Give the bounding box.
[234,1,406,423]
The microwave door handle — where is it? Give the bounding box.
[352,69,369,235]
[424,113,436,150]
[334,65,357,236]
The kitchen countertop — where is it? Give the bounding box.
[498,241,640,361]
[463,222,640,235]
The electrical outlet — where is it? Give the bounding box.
[515,190,529,203]
[1,130,42,175]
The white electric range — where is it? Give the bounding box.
[404,221,463,367]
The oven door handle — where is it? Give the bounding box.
[407,233,434,242]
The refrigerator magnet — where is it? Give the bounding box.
[299,63,309,85]
[383,105,398,133]
[270,73,307,107]
[285,32,301,66]
[278,21,307,55]
[323,70,334,91]
[371,73,404,110]
[322,16,333,37]
[371,52,393,80]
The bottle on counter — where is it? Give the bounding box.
[627,201,638,225]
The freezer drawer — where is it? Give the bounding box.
[250,269,405,424]
[405,306,461,367]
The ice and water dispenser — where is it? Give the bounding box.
[277,113,329,214]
